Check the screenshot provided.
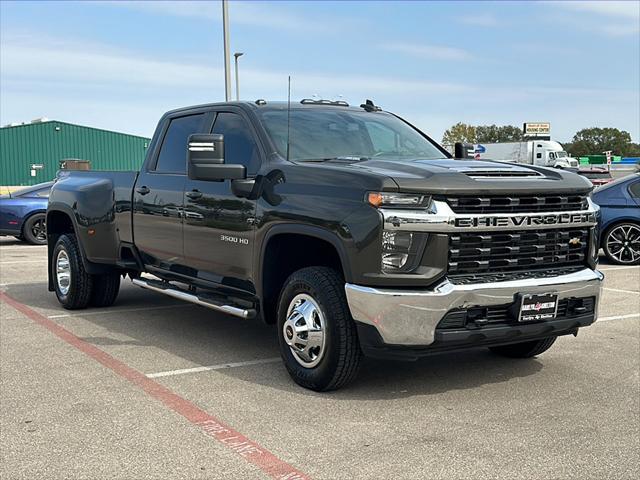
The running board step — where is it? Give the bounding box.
[131,278,256,319]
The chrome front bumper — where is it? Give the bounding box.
[345,268,604,346]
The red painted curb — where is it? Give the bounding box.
[1,291,310,480]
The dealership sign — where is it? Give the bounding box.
[523,122,551,136]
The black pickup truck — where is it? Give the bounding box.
[46,99,603,391]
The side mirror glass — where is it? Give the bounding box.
[187,133,246,181]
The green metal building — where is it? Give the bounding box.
[0,119,150,186]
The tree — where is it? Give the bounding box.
[442,122,476,145]
[475,124,522,143]
[566,127,634,157]
[442,123,523,145]
[626,143,640,157]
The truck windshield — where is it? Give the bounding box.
[258,108,446,162]
[556,151,568,158]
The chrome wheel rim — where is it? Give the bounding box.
[31,218,46,241]
[56,249,71,295]
[606,224,640,264]
[283,293,326,368]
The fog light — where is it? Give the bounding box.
[382,231,417,272]
[382,252,409,270]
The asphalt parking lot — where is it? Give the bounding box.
[1,238,638,480]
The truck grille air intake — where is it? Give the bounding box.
[447,194,589,214]
[448,228,590,276]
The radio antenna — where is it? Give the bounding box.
[286,75,291,162]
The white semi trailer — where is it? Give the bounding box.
[475,140,578,168]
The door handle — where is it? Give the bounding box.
[186,190,203,200]
[136,186,150,195]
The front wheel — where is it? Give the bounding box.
[277,267,361,391]
[489,336,557,358]
[602,222,640,265]
[52,234,94,309]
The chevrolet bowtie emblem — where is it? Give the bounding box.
[569,237,581,246]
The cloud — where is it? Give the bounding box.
[2,31,637,141]
[459,13,499,27]
[383,42,471,61]
[0,31,472,100]
[550,1,640,37]
[597,23,640,37]
[93,0,353,33]
[558,1,640,19]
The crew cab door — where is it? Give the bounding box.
[133,111,213,270]
[182,110,262,294]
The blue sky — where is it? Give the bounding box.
[1,0,638,143]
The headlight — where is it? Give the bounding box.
[381,230,427,273]
[367,192,431,209]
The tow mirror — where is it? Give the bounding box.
[187,134,246,181]
[454,142,475,159]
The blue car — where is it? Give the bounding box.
[0,181,53,245]
[592,173,640,265]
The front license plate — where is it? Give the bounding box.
[518,293,559,322]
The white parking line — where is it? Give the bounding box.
[146,357,282,378]
[599,265,640,272]
[0,260,46,265]
[598,313,640,322]
[604,287,640,295]
[47,303,195,319]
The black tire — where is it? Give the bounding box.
[602,222,640,265]
[52,234,93,310]
[277,267,361,391]
[489,336,557,358]
[90,273,121,307]
[22,213,47,245]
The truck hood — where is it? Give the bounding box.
[335,158,593,195]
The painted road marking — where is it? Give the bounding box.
[599,265,640,272]
[0,260,47,265]
[47,303,195,319]
[604,287,640,295]
[0,291,310,480]
[598,313,640,322]
[147,358,282,379]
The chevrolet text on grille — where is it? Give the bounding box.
[454,212,596,228]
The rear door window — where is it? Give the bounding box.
[629,180,640,198]
[155,113,208,174]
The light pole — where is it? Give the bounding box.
[222,0,231,101]
[234,52,244,101]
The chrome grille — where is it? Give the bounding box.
[449,229,589,276]
[447,194,589,213]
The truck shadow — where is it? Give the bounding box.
[6,281,544,400]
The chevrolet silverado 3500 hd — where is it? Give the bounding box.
[46,99,603,391]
